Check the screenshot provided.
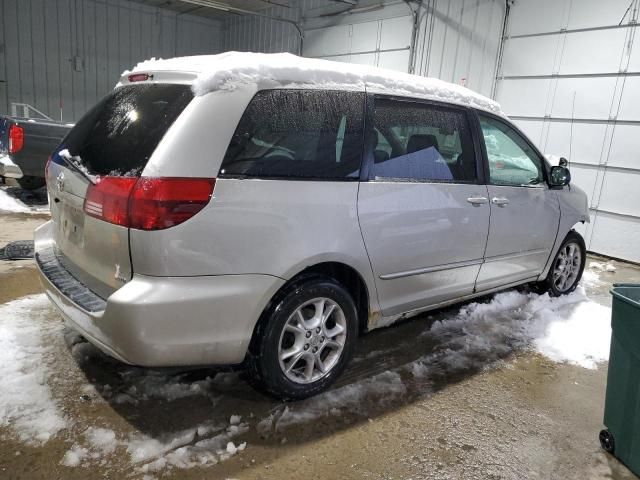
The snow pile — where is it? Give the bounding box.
[60,419,250,471]
[581,269,603,287]
[125,52,502,115]
[0,295,67,444]
[590,260,617,273]
[0,187,31,213]
[423,286,611,371]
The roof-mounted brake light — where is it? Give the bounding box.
[128,73,152,82]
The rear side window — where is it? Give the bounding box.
[56,84,193,177]
[372,98,477,183]
[220,90,364,180]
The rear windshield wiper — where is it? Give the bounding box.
[56,149,96,184]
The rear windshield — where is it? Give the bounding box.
[219,89,365,180]
[55,84,193,177]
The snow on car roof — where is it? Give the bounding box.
[123,52,503,115]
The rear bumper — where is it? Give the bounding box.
[34,221,285,366]
[0,155,24,178]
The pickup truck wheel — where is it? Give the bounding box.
[16,176,46,190]
[539,231,586,296]
[246,275,358,400]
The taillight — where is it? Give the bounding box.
[8,124,24,154]
[83,177,215,230]
[84,177,137,226]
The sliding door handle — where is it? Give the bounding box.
[492,196,510,207]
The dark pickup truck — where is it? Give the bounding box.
[0,115,72,190]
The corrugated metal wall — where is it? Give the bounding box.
[222,0,505,98]
[222,3,301,54]
[414,0,505,97]
[0,0,223,122]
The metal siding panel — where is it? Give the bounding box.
[348,52,375,66]
[566,0,635,30]
[57,0,74,122]
[598,169,640,217]
[377,50,410,73]
[501,36,560,76]
[379,16,412,51]
[551,77,618,119]
[617,77,640,121]
[608,125,640,169]
[30,0,49,116]
[17,0,35,109]
[511,119,544,146]
[496,79,551,117]
[589,213,640,263]
[569,164,599,206]
[351,21,378,53]
[559,29,628,75]
[304,25,351,57]
[507,0,569,36]
[544,122,608,165]
[95,1,110,103]
[630,29,640,70]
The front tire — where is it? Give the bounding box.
[539,231,586,296]
[246,276,358,400]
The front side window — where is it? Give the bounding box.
[371,98,477,183]
[479,115,544,186]
[220,89,364,180]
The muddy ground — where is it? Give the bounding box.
[1,184,639,480]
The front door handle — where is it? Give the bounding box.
[467,196,488,206]
[492,196,510,207]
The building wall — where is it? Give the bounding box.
[222,3,301,54]
[221,0,505,98]
[0,0,223,122]
[496,0,640,263]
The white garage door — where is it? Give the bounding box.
[303,16,412,73]
[495,0,640,263]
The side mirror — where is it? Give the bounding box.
[549,165,571,187]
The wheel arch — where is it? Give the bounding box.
[248,261,373,358]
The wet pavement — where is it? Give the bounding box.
[1,184,640,480]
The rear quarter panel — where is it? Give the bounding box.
[130,85,380,314]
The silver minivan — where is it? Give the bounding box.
[35,53,589,399]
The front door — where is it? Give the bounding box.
[358,97,490,317]
[475,114,560,292]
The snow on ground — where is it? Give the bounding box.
[125,52,503,115]
[0,186,49,214]
[0,188,31,213]
[590,260,617,273]
[0,295,67,444]
[418,286,610,372]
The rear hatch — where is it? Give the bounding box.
[47,83,193,299]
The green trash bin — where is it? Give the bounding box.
[600,283,640,475]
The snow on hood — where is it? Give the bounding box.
[122,52,503,116]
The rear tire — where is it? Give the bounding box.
[246,275,358,400]
[538,231,586,296]
[17,175,46,190]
